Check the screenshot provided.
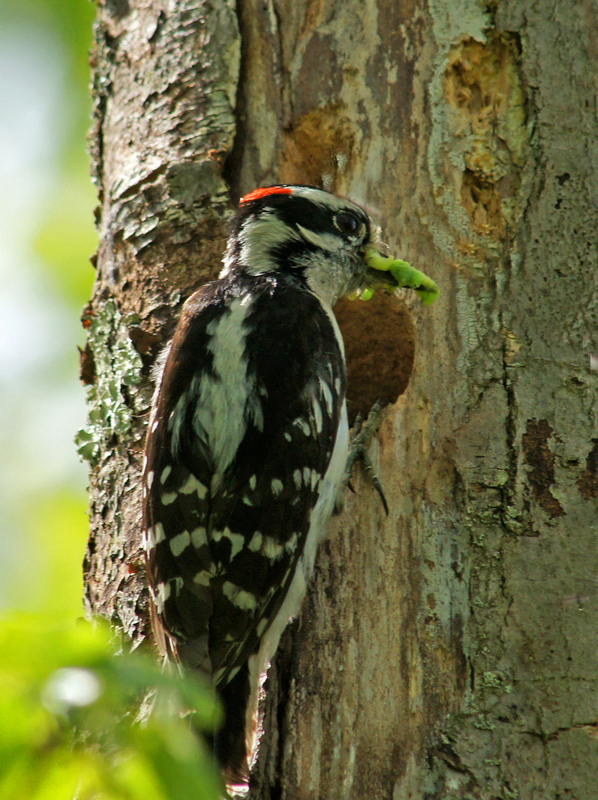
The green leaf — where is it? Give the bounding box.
[0,616,223,800]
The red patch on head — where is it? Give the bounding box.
[241,186,293,204]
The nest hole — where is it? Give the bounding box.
[333,293,415,425]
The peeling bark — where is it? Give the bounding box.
[81,0,240,642]
[82,1,598,798]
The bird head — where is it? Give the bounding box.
[220,185,400,306]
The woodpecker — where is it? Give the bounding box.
[142,185,436,791]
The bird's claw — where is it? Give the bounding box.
[335,400,389,515]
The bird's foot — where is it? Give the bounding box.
[335,400,389,515]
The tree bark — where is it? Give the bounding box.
[82,1,598,798]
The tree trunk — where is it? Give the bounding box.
[82,1,598,798]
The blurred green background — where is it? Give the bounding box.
[0,0,97,619]
[0,8,224,797]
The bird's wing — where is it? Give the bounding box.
[144,279,346,683]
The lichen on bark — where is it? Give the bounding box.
[76,300,145,468]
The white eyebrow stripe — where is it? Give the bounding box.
[290,186,367,217]
[296,225,344,252]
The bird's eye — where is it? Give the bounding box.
[335,212,360,237]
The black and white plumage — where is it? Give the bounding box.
[142,185,394,789]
